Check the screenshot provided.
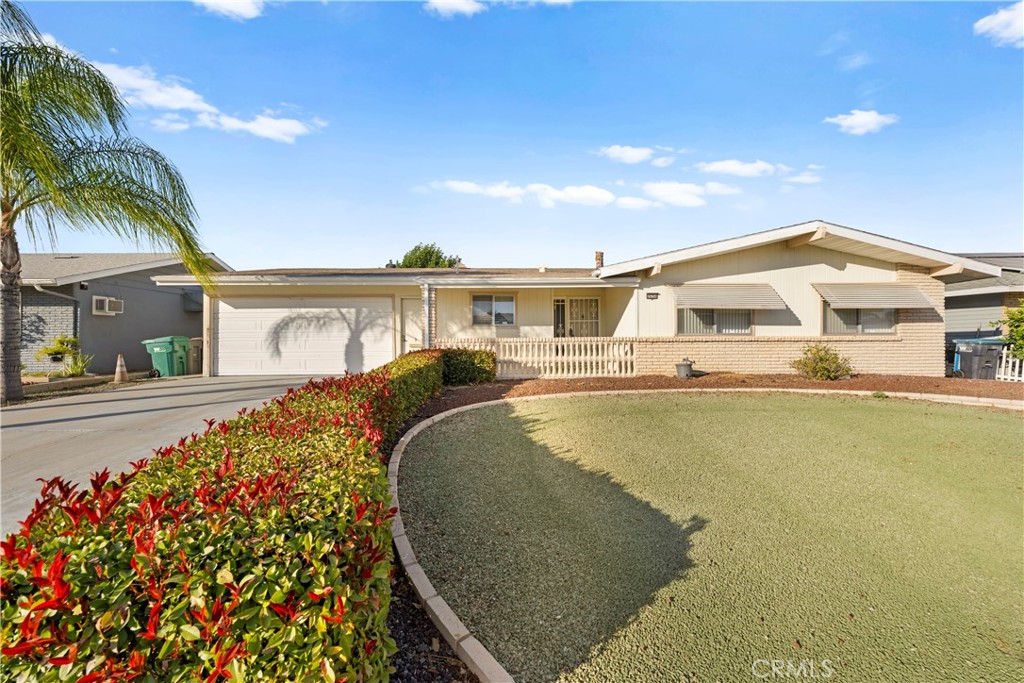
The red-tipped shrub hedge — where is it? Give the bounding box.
[1,352,444,682]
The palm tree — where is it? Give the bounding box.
[1,0,209,402]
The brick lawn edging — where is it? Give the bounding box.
[388,387,1021,680]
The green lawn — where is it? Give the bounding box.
[398,394,1024,683]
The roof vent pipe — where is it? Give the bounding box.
[595,251,604,269]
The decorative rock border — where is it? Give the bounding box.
[389,400,516,682]
[387,387,1021,680]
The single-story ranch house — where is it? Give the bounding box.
[154,220,1001,379]
[21,252,232,374]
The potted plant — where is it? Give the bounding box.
[34,336,93,378]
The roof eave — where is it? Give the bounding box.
[21,254,232,286]
[597,220,1002,279]
[154,274,640,288]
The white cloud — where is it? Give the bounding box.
[195,111,324,144]
[94,63,217,113]
[807,163,825,170]
[974,2,1023,48]
[39,33,74,53]
[839,52,872,71]
[651,156,675,168]
[527,183,615,208]
[641,182,707,208]
[193,1,265,21]
[616,197,662,211]
[824,109,899,135]
[424,0,488,18]
[818,31,849,56]
[430,180,527,202]
[598,145,654,164]
[704,182,742,195]
[151,113,190,132]
[783,172,822,185]
[431,180,612,208]
[432,176,738,209]
[695,159,780,177]
[92,61,323,143]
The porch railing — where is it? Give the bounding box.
[996,346,1024,382]
[435,337,636,379]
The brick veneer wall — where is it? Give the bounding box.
[1000,292,1022,336]
[634,264,947,377]
[20,285,78,373]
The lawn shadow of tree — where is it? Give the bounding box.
[263,307,390,373]
[399,404,708,681]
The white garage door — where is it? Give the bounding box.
[214,297,395,376]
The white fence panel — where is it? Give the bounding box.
[436,337,636,379]
[996,346,1024,382]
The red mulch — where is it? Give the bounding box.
[418,374,1022,412]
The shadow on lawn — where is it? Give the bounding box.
[401,404,707,681]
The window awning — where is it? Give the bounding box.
[812,283,935,309]
[671,283,787,310]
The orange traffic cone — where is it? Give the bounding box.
[113,354,129,384]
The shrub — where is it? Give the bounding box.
[995,298,1024,359]
[440,348,497,386]
[1,353,445,683]
[34,335,92,377]
[790,342,853,381]
[380,349,444,437]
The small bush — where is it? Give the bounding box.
[872,391,889,399]
[790,342,853,381]
[440,348,497,385]
[34,335,92,377]
[1,352,445,682]
[995,298,1024,359]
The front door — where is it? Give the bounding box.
[400,298,424,355]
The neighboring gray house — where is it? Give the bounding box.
[20,253,231,374]
[945,253,1023,342]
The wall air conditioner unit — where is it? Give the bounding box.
[92,295,125,316]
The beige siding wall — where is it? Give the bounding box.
[636,242,899,337]
[435,288,618,338]
[604,288,638,336]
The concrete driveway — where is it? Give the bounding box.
[1,375,309,535]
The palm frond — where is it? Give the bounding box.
[0,0,39,44]
[2,43,128,205]
[17,136,212,285]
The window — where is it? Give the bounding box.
[823,303,895,335]
[554,298,600,337]
[472,295,515,326]
[677,308,751,335]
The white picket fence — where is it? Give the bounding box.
[996,346,1024,382]
[436,337,636,379]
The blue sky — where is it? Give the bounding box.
[26,1,1024,270]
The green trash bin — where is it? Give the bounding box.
[141,336,191,377]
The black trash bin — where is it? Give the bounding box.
[953,338,1006,380]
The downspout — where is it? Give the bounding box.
[33,284,80,337]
